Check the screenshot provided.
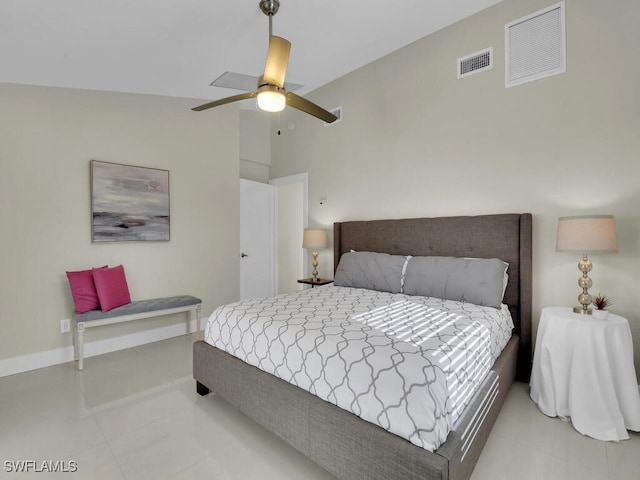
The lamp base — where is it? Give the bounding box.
[311,250,319,282]
[573,306,593,315]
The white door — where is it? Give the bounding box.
[240,179,275,300]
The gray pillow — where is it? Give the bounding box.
[334,252,408,294]
[403,256,508,308]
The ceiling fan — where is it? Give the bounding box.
[192,0,337,124]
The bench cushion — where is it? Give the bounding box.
[76,295,202,322]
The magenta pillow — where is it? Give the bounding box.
[93,265,131,312]
[66,266,108,313]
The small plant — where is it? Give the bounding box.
[592,293,611,311]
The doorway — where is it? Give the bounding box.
[239,174,307,299]
[270,173,308,294]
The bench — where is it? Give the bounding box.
[72,295,202,370]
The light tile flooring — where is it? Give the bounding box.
[0,335,637,479]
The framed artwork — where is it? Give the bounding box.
[91,160,170,242]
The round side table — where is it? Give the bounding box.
[530,307,640,441]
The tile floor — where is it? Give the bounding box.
[0,335,637,479]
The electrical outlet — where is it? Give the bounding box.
[60,319,71,333]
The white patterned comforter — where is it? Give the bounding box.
[204,285,513,451]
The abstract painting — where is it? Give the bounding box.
[91,160,170,242]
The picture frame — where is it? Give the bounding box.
[91,160,170,242]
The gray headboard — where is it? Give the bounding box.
[333,213,532,382]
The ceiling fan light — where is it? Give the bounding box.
[257,86,286,112]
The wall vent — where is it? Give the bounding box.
[324,106,342,127]
[505,1,566,88]
[457,47,493,79]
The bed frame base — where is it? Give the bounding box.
[194,335,518,480]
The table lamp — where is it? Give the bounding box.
[556,215,618,314]
[302,229,328,281]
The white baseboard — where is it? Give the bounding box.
[0,319,200,378]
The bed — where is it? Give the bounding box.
[193,213,532,480]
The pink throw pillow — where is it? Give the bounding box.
[66,266,108,313]
[93,265,131,312]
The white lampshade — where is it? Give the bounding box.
[257,89,285,112]
[556,215,618,253]
[302,229,328,250]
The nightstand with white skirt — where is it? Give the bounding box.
[530,307,640,441]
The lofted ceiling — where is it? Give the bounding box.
[0,0,503,104]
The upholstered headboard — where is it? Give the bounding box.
[333,213,533,381]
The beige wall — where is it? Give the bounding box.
[271,0,640,377]
[240,109,272,183]
[0,83,240,363]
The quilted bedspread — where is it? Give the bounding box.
[204,286,513,451]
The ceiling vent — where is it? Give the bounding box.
[324,106,342,126]
[505,1,566,88]
[457,47,493,79]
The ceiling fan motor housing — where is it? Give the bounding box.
[260,0,279,16]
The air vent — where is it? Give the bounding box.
[324,106,342,127]
[505,1,566,88]
[457,47,493,79]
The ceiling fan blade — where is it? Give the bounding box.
[211,71,304,93]
[210,72,260,91]
[192,91,257,112]
[285,92,338,123]
[261,36,291,88]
